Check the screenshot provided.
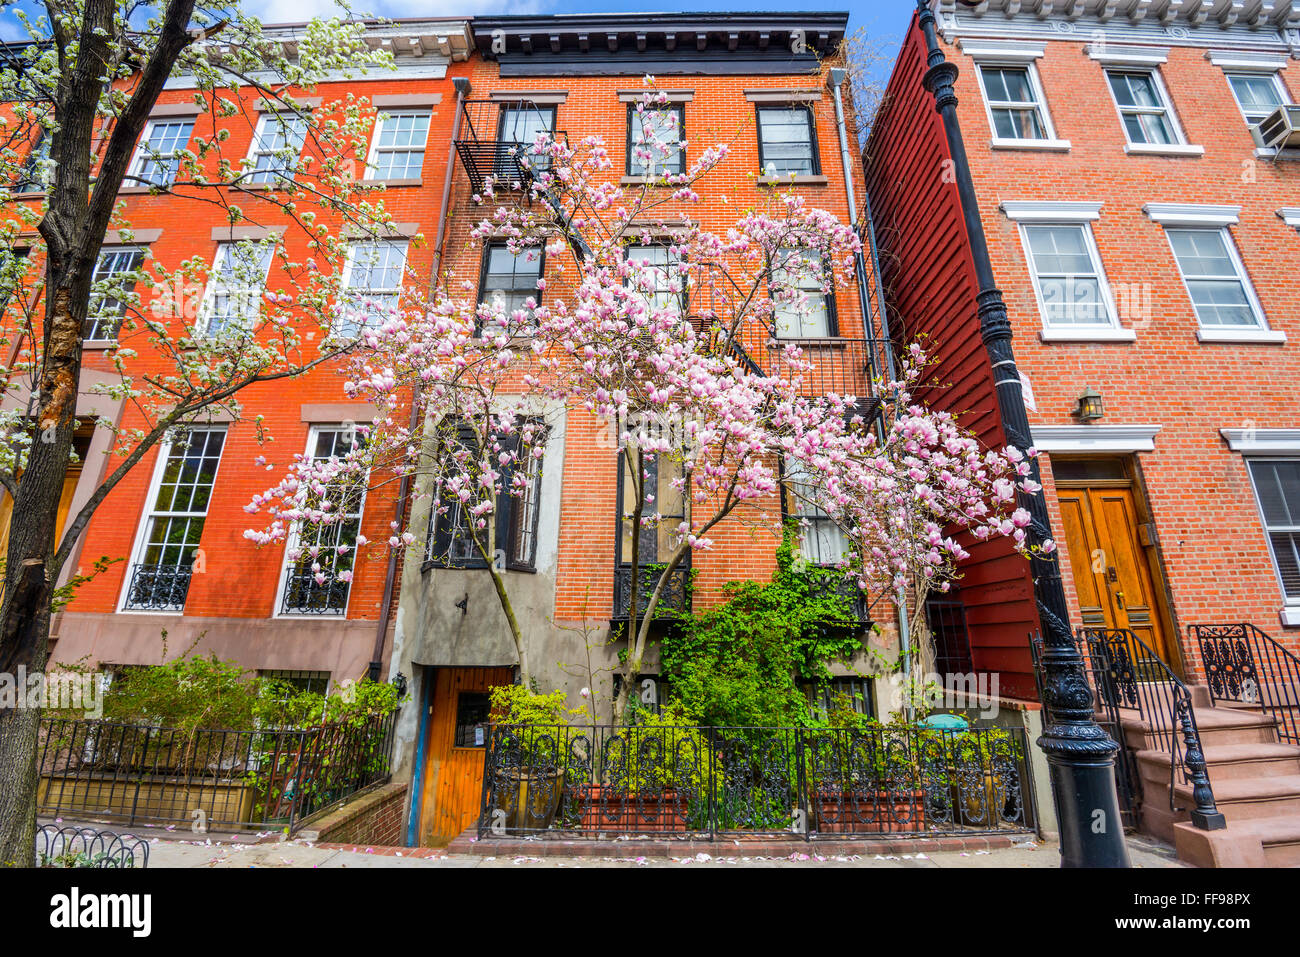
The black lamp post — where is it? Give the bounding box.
[913,0,1130,867]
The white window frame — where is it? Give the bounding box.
[274,424,368,619]
[962,41,1070,152]
[626,243,684,320]
[244,112,309,186]
[118,426,227,614]
[1242,456,1300,624]
[84,246,146,343]
[364,110,431,182]
[337,239,409,337]
[1001,201,1131,342]
[770,247,833,339]
[1280,208,1300,231]
[127,119,195,188]
[1102,67,1203,156]
[1223,69,1291,126]
[197,241,274,338]
[784,456,850,566]
[1144,203,1280,344]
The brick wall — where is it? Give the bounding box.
[300,781,409,847]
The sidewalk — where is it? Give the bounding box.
[142,833,1183,868]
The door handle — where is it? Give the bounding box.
[1115,591,1124,610]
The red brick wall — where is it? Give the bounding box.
[306,781,409,847]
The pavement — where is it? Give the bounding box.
[136,832,1183,868]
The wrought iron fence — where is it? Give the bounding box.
[612,563,691,621]
[477,722,1035,840]
[122,562,193,611]
[36,824,150,868]
[36,712,395,833]
[1191,622,1300,745]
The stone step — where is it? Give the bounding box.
[1120,706,1279,749]
[1231,815,1300,868]
[1173,774,1300,823]
[1135,743,1300,782]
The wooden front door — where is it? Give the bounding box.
[419,666,513,846]
[1056,461,1174,668]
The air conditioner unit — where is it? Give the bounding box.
[1257,104,1300,151]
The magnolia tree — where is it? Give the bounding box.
[0,0,417,865]
[248,87,1053,726]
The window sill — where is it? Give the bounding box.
[620,175,685,185]
[990,137,1072,152]
[1196,327,1286,344]
[357,178,422,188]
[757,174,829,185]
[1124,143,1205,157]
[82,339,119,350]
[118,185,173,195]
[1038,326,1137,343]
[1281,606,1300,628]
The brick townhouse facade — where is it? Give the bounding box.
[1,19,476,690]
[867,0,1300,704]
[382,13,899,845]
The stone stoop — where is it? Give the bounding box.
[1120,700,1300,867]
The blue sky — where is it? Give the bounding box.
[0,1,909,56]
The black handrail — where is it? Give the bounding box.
[1078,628,1224,831]
[1191,622,1300,745]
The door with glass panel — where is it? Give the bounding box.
[496,104,556,178]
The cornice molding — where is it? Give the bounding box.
[1032,424,1162,452]
[1001,200,1104,221]
[1143,202,1241,225]
[1221,427,1300,453]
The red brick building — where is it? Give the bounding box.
[1,18,476,689]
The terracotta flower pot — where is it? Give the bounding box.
[810,789,926,834]
[578,784,688,833]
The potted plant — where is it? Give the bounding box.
[486,686,589,833]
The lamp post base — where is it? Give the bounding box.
[1040,723,1133,868]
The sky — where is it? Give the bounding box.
[0,0,909,59]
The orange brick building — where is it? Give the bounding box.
[868,1,1300,694]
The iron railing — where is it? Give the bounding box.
[1076,628,1223,831]
[477,722,1034,840]
[1191,622,1300,745]
[122,562,193,611]
[36,824,150,868]
[36,713,395,833]
[612,563,691,622]
[280,567,351,615]
[454,98,566,194]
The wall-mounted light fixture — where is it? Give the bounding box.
[1072,386,1104,422]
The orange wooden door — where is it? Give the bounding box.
[419,666,513,846]
[1057,485,1172,665]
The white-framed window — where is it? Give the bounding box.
[626,243,684,319]
[278,425,367,616]
[366,111,430,181]
[628,103,685,177]
[337,240,408,337]
[771,247,832,338]
[84,247,146,341]
[245,112,309,186]
[15,129,51,194]
[128,119,195,187]
[199,241,274,337]
[1245,459,1300,606]
[1021,223,1119,333]
[121,426,226,612]
[784,457,850,565]
[1105,69,1183,147]
[1164,227,1268,331]
[1225,71,1290,126]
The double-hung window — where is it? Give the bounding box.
[338,240,408,337]
[246,112,309,186]
[15,130,50,194]
[771,247,833,338]
[496,104,556,178]
[128,119,194,187]
[367,111,430,181]
[626,244,684,320]
[84,247,145,341]
[200,241,274,337]
[427,419,545,571]
[1106,70,1181,146]
[756,105,818,177]
[628,103,684,177]
[1225,72,1289,127]
[280,426,366,616]
[784,457,850,566]
[477,244,543,336]
[1166,227,1267,331]
[1246,459,1300,607]
[977,64,1052,142]
[123,427,226,611]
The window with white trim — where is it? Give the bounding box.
[280,426,366,616]
[123,427,226,611]
[245,113,308,186]
[128,119,194,187]
[337,240,408,337]
[1020,223,1115,328]
[771,247,833,338]
[15,129,50,194]
[84,247,145,341]
[1164,227,1265,329]
[200,241,274,337]
[1225,72,1289,126]
[976,65,1052,141]
[1106,69,1181,146]
[1246,459,1300,603]
[784,457,849,565]
[627,244,684,319]
[366,111,430,181]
